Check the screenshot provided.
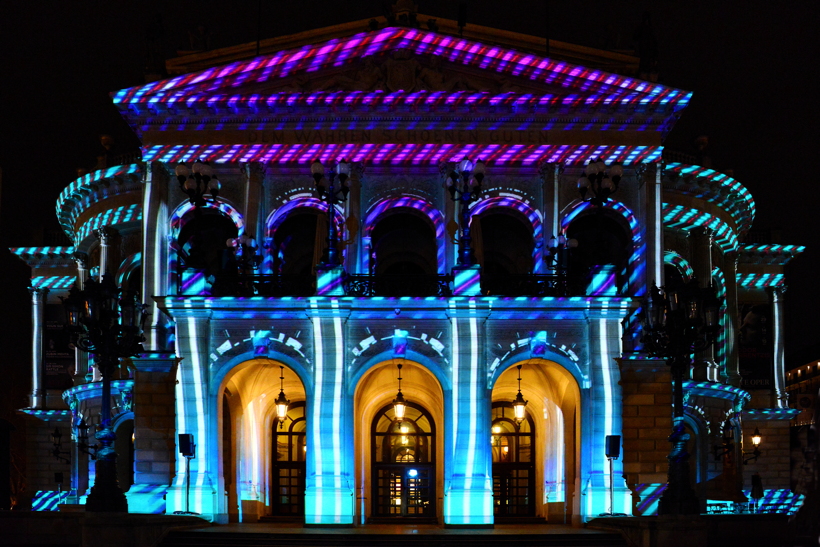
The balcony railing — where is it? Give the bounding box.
[480,274,586,297]
[343,274,453,297]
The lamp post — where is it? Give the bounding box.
[310,159,351,267]
[641,277,720,515]
[61,273,147,512]
[577,159,623,207]
[175,159,221,207]
[445,158,486,267]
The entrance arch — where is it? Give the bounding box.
[491,358,581,523]
[354,360,444,524]
[219,359,307,522]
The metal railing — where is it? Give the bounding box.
[343,274,453,297]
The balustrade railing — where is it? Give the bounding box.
[343,274,453,297]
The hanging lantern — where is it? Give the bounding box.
[393,363,407,423]
[512,364,528,425]
[275,366,290,429]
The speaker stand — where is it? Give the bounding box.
[173,455,200,515]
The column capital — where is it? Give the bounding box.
[537,160,562,180]
[29,286,50,299]
[73,251,89,268]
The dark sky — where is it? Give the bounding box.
[1,1,818,360]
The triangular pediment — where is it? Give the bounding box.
[114,27,690,113]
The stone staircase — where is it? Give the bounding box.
[158,527,629,547]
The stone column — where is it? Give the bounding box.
[443,302,493,526]
[645,164,664,289]
[770,287,788,408]
[166,310,217,517]
[243,163,265,240]
[441,163,457,275]
[304,301,354,526]
[538,161,560,274]
[722,252,741,386]
[345,163,364,274]
[29,287,49,409]
[689,227,715,381]
[141,162,169,351]
[94,226,118,276]
[582,313,632,520]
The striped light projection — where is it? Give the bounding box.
[141,143,662,167]
[662,204,738,252]
[113,28,690,113]
[664,162,755,235]
[30,276,76,290]
[736,272,785,289]
[470,196,543,269]
[75,204,142,245]
[56,164,142,236]
[662,251,694,281]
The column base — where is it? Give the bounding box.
[443,486,493,526]
[452,266,482,296]
[316,265,346,296]
[304,485,355,526]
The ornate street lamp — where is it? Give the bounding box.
[175,159,222,207]
[275,366,290,429]
[393,363,407,423]
[743,427,762,464]
[577,159,623,207]
[310,159,351,267]
[641,277,720,515]
[50,428,71,464]
[61,273,147,512]
[512,364,528,425]
[445,158,486,267]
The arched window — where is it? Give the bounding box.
[174,209,238,295]
[491,402,535,517]
[271,401,306,516]
[567,213,630,296]
[371,402,435,520]
[271,212,320,295]
[371,211,438,296]
[475,210,534,295]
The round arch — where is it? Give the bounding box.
[561,199,641,295]
[349,349,452,397]
[490,356,583,522]
[214,357,309,522]
[363,197,446,274]
[469,196,544,270]
[663,251,695,282]
[353,359,445,524]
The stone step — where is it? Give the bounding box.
[159,529,628,547]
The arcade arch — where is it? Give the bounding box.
[354,360,444,524]
[219,359,307,522]
[491,358,581,522]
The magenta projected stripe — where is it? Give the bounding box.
[142,144,662,167]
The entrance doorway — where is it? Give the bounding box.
[371,402,435,521]
[271,401,306,517]
[491,402,535,518]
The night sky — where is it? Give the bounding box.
[1,1,818,373]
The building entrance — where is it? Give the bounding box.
[271,401,306,517]
[491,402,535,518]
[371,402,436,521]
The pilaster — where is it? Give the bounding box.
[443,300,493,527]
[304,299,354,526]
[29,287,49,409]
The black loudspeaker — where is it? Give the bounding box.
[179,434,195,457]
[605,435,621,459]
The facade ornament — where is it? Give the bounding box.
[119,387,133,413]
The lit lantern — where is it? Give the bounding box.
[275,365,290,429]
[512,364,528,425]
[393,363,407,423]
[751,427,762,447]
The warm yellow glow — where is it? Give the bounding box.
[276,402,289,423]
[394,498,402,505]
[752,428,762,447]
[400,426,409,434]
[492,425,501,434]
[502,446,509,454]
[513,400,526,421]
[394,401,406,421]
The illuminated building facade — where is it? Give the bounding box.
[12,12,804,525]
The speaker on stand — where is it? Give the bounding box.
[600,435,627,516]
[173,434,199,515]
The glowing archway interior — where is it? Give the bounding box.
[363,196,446,274]
[219,359,307,519]
[561,198,643,295]
[353,360,444,523]
[491,358,581,516]
[469,195,544,270]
